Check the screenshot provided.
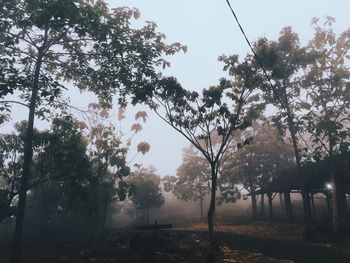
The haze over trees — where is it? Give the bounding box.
[163,146,211,222]
[220,122,295,219]
[132,55,264,244]
[129,167,164,224]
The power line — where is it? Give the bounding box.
[224,0,277,102]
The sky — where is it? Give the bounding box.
[2,0,349,176]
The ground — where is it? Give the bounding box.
[2,222,350,262]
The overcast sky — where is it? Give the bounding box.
[110,0,349,176]
[2,0,349,176]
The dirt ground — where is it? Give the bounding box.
[3,222,350,263]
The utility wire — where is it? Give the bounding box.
[224,0,313,153]
[224,0,284,107]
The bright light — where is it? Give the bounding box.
[326,183,332,190]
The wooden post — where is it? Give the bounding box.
[325,193,332,223]
[284,191,293,223]
[251,193,257,220]
[310,193,316,220]
[260,194,265,220]
[268,193,273,222]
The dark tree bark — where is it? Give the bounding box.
[310,193,316,220]
[279,193,284,209]
[11,48,45,263]
[200,197,204,222]
[251,193,257,220]
[285,107,312,233]
[284,191,293,223]
[146,207,149,225]
[207,164,217,247]
[142,208,146,225]
[325,193,332,222]
[102,202,108,232]
[260,194,265,220]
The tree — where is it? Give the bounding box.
[0,1,184,261]
[301,17,350,230]
[0,122,49,224]
[164,146,211,222]
[0,132,23,224]
[132,53,264,246]
[129,167,164,224]
[220,122,295,219]
[254,27,315,232]
[27,117,94,237]
[82,103,137,232]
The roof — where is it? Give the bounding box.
[251,152,350,195]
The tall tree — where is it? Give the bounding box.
[133,53,264,246]
[164,146,211,222]
[302,17,350,230]
[220,122,295,219]
[0,1,184,261]
[0,122,49,224]
[82,103,147,231]
[129,167,164,224]
[254,27,314,232]
[30,117,94,226]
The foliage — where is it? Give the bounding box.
[129,167,164,223]
[253,26,316,228]
[301,17,350,160]
[84,105,130,204]
[220,122,295,203]
[0,122,49,222]
[30,117,93,216]
[131,51,264,242]
[163,145,210,206]
[0,0,186,112]
[163,146,211,220]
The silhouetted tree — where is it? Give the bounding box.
[220,122,294,219]
[254,27,315,231]
[130,167,164,224]
[132,53,264,246]
[0,1,184,260]
[301,17,350,230]
[28,117,93,237]
[0,122,49,223]
[164,146,211,222]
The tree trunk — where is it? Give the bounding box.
[285,105,312,233]
[279,193,284,209]
[330,165,338,230]
[88,207,94,245]
[328,134,339,232]
[146,207,149,225]
[260,194,265,220]
[338,193,348,220]
[284,191,293,223]
[200,198,204,222]
[251,193,257,220]
[310,193,316,220]
[11,50,44,263]
[142,208,146,225]
[207,166,217,248]
[102,203,108,233]
[267,193,273,222]
[325,193,332,223]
